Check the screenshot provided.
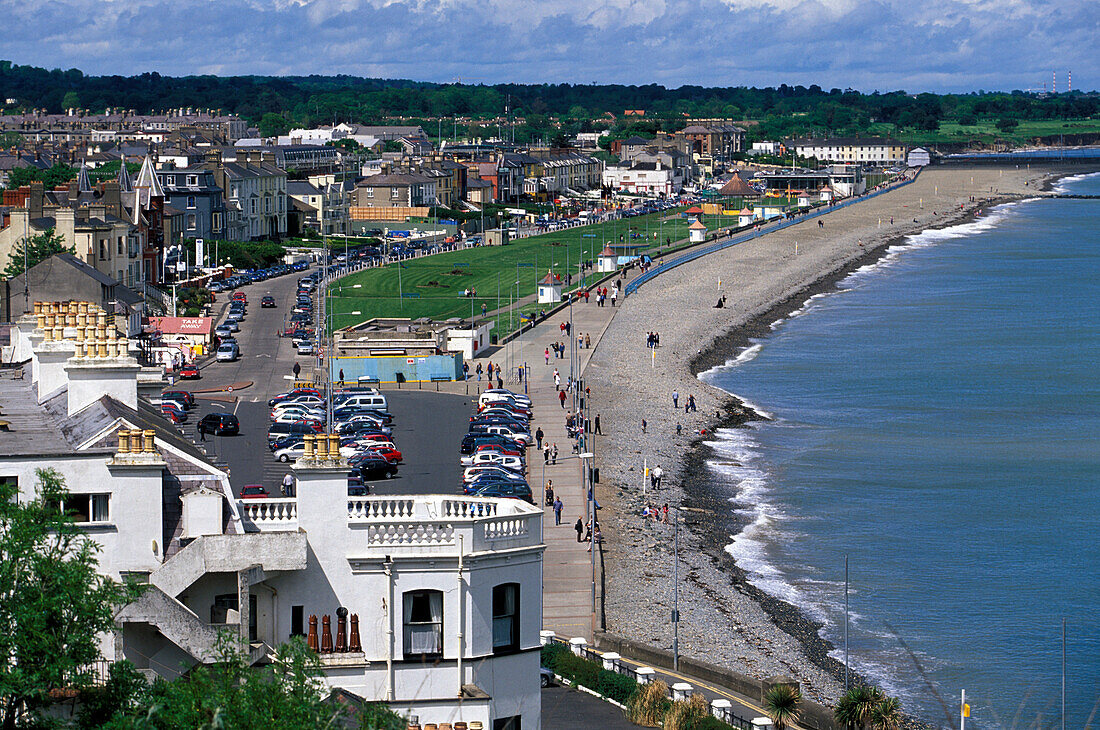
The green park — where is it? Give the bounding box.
[325,206,710,336]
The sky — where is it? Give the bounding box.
[3,0,1098,93]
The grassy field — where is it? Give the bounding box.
[867,118,1100,146]
[326,207,710,335]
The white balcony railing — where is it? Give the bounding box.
[239,498,298,531]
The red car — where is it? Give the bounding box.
[232,292,247,304]
[366,446,403,464]
[475,443,523,457]
[178,366,201,379]
[240,485,269,499]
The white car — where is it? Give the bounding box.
[271,406,323,424]
[460,452,525,471]
[479,390,532,409]
[215,343,239,362]
[275,442,358,462]
[463,464,525,483]
[296,341,314,355]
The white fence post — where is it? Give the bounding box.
[711,699,732,721]
[671,682,693,701]
[569,637,587,657]
[635,667,656,685]
[601,652,620,672]
[540,630,555,646]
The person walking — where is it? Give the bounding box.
[584,333,590,349]
[282,472,295,497]
[292,361,301,378]
[545,479,554,506]
[551,443,558,465]
[463,361,469,380]
[544,443,551,464]
[553,497,563,525]
[559,389,567,408]
[687,393,696,412]
[641,418,647,433]
[482,303,487,317]
[545,347,550,365]
[535,426,544,450]
[553,369,560,390]
[672,391,679,409]
[574,517,584,542]
[594,413,601,434]
[338,368,344,383]
[653,465,663,489]
[476,363,483,381]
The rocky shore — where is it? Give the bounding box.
[584,166,1056,708]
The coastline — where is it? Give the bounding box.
[585,165,1081,711]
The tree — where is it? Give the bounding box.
[3,228,75,278]
[871,695,902,730]
[834,685,884,730]
[0,468,139,730]
[258,112,291,138]
[0,131,20,149]
[61,91,81,110]
[101,635,405,729]
[762,683,802,730]
[996,117,1020,132]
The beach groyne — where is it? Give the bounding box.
[583,165,1065,708]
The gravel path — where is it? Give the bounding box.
[585,166,1053,706]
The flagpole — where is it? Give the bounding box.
[1062,618,1066,730]
[844,554,849,692]
[961,689,966,730]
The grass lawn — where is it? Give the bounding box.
[327,207,710,334]
[866,118,1100,146]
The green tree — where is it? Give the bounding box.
[103,635,404,729]
[996,117,1020,132]
[0,131,20,149]
[0,468,140,730]
[4,162,78,191]
[259,112,291,138]
[762,683,802,730]
[61,91,81,110]
[3,228,75,278]
[834,685,884,730]
[870,695,902,730]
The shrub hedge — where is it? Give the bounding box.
[540,643,638,705]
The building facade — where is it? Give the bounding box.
[787,137,906,164]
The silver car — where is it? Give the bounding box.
[216,343,240,362]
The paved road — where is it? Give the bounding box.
[164,264,471,497]
[541,685,635,730]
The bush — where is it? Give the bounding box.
[557,650,600,689]
[628,679,671,726]
[596,668,639,705]
[663,694,709,730]
[695,716,737,730]
[540,643,569,672]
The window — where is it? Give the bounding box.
[48,493,110,524]
[291,606,305,636]
[390,186,400,199]
[212,593,256,641]
[492,583,519,653]
[403,590,442,658]
[186,214,196,230]
[186,175,198,187]
[117,236,124,255]
[494,717,521,730]
[0,476,17,493]
[366,188,374,199]
[186,195,196,209]
[99,242,107,260]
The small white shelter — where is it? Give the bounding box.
[688,220,707,243]
[819,185,835,202]
[738,207,755,227]
[907,147,931,167]
[597,244,619,273]
[537,270,563,304]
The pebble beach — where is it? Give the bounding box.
[584,166,1057,707]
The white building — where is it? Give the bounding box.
[787,137,906,165]
[602,161,678,196]
[2,305,544,729]
[907,147,931,167]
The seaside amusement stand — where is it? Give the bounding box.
[689,220,707,243]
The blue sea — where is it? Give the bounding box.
[701,172,1100,728]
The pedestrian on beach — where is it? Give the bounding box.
[641,418,647,434]
[672,391,679,409]
[595,413,601,434]
[575,517,584,542]
[653,465,663,489]
[687,394,696,412]
[676,423,682,435]
[663,504,669,523]
[552,443,559,464]
[553,497,563,525]
[535,426,544,450]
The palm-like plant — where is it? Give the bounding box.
[763,684,802,730]
[835,685,884,730]
[871,696,902,730]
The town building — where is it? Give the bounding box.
[351,172,438,210]
[677,122,746,159]
[154,165,227,241]
[787,137,906,165]
[602,161,679,196]
[213,161,287,241]
[2,306,544,729]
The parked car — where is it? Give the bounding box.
[268,388,322,407]
[198,413,240,436]
[215,324,233,338]
[221,319,240,333]
[178,365,201,379]
[162,389,195,408]
[216,343,240,362]
[261,295,276,308]
[350,456,399,480]
[232,292,247,304]
[240,485,268,499]
[296,341,314,356]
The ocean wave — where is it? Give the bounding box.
[1052,170,1100,194]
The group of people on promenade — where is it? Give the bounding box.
[671,391,697,412]
[646,332,662,348]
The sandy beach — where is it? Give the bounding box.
[584,166,1062,707]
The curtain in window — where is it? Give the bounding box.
[493,585,517,648]
[404,591,443,655]
[91,494,110,522]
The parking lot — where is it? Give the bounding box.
[163,262,472,498]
